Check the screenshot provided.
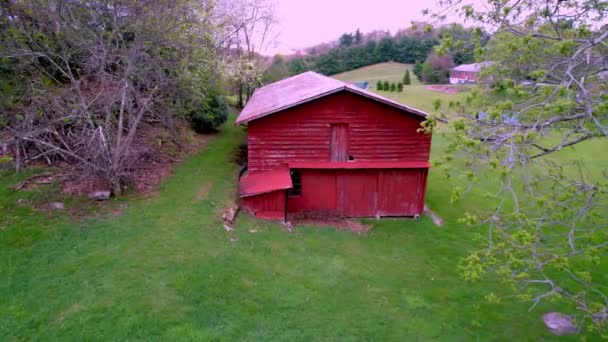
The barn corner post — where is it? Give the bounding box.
[283,189,288,224]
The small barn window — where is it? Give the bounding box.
[288,170,302,196]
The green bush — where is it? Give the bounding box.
[187,94,229,133]
[397,83,403,92]
[376,80,383,91]
[403,69,411,85]
[390,83,396,92]
[383,80,389,91]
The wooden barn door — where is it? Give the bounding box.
[330,124,348,162]
[378,170,422,216]
[337,171,378,217]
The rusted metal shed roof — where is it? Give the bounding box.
[239,167,292,197]
[235,71,430,124]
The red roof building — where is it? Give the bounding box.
[237,71,432,220]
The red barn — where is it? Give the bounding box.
[236,71,432,221]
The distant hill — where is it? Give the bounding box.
[332,62,419,86]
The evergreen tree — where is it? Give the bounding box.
[354,29,362,45]
[403,69,411,85]
[383,80,389,91]
[412,61,423,81]
[390,82,396,92]
[397,83,403,91]
[339,33,354,47]
[376,80,383,91]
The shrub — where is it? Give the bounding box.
[376,80,383,91]
[187,94,229,133]
[390,83,396,92]
[383,80,389,91]
[420,54,455,84]
[403,69,411,85]
[397,83,403,92]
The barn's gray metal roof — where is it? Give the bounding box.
[451,62,492,72]
[235,71,429,124]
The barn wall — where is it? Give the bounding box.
[286,168,427,218]
[287,170,338,217]
[247,91,432,171]
[240,190,285,220]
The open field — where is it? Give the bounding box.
[1,65,606,340]
[332,62,420,85]
[333,62,467,116]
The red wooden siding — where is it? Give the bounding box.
[378,170,424,216]
[338,171,378,216]
[285,169,427,218]
[240,190,285,220]
[247,91,431,171]
[450,70,478,82]
[287,170,337,217]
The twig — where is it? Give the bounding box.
[12,172,55,190]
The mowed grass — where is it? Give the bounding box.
[1,113,592,341]
[332,62,420,85]
[3,56,607,341]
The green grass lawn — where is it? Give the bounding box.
[1,113,593,341]
[332,62,420,86]
[2,63,605,340]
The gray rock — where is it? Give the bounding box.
[543,312,577,335]
[89,190,111,201]
[49,202,65,210]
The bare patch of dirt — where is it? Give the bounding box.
[57,303,82,323]
[196,181,212,201]
[61,171,111,196]
[426,85,462,94]
[110,203,127,217]
[292,218,372,234]
[424,204,444,227]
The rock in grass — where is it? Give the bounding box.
[49,202,65,210]
[543,312,576,335]
[89,190,111,201]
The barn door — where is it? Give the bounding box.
[330,124,348,162]
[378,170,422,216]
[337,171,378,217]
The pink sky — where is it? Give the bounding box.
[266,0,451,55]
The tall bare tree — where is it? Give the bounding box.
[0,0,222,194]
[218,0,277,107]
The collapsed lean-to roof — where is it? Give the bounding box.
[235,71,430,124]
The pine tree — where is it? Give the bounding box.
[390,83,396,92]
[397,83,403,92]
[403,69,411,85]
[383,80,389,91]
[413,61,423,81]
[376,80,383,91]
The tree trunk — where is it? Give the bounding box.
[110,175,122,196]
[237,83,244,108]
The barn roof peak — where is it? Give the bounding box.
[235,71,430,124]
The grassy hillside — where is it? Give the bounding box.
[2,60,607,339]
[332,63,465,116]
[332,62,420,85]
